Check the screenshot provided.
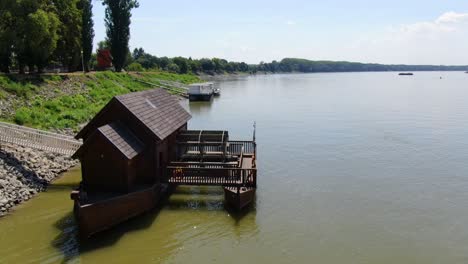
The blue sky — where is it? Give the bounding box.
[92,0,468,65]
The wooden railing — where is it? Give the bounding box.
[131,78,189,98]
[0,121,82,156]
[164,166,256,187]
[228,141,256,155]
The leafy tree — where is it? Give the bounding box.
[53,0,82,71]
[212,58,228,73]
[26,9,60,72]
[200,58,215,72]
[97,40,110,51]
[239,62,249,72]
[188,58,201,73]
[137,54,157,69]
[157,57,170,70]
[132,47,145,60]
[89,52,97,70]
[102,0,139,72]
[0,0,16,73]
[12,0,60,73]
[167,63,179,73]
[126,62,144,71]
[79,0,94,72]
[173,57,189,74]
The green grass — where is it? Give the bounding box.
[1,71,202,131]
[140,71,201,84]
[0,75,38,98]
[0,89,6,100]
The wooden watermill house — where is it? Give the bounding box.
[71,88,257,237]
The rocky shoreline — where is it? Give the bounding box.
[0,143,78,216]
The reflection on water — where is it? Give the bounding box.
[187,101,214,115]
[1,72,468,263]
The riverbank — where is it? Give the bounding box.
[0,71,201,133]
[0,143,77,216]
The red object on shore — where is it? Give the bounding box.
[97,49,112,69]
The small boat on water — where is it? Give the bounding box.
[213,88,221,96]
[399,73,414,76]
[188,82,216,101]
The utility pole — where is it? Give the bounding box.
[81,50,85,73]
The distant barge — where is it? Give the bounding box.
[188,82,220,101]
[399,73,414,76]
[71,89,256,237]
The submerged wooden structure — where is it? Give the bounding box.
[71,88,256,237]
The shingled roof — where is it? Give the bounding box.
[97,122,144,159]
[76,88,191,141]
[114,89,191,140]
[72,121,144,160]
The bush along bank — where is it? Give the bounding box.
[0,143,78,216]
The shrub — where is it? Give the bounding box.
[0,76,37,98]
[126,62,145,72]
[14,108,31,125]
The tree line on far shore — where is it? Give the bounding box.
[127,53,468,75]
[127,48,251,74]
[1,1,466,75]
[255,58,468,73]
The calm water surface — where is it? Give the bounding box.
[1,72,468,263]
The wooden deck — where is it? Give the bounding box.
[164,140,257,187]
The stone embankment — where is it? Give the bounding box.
[0,143,77,216]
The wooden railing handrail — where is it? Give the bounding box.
[238,146,244,168]
[166,166,256,171]
[0,121,82,156]
[0,122,78,140]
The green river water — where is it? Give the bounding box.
[1,72,468,263]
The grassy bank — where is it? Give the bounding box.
[0,71,201,131]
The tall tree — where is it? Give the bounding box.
[132,47,145,60]
[53,0,82,72]
[0,0,16,73]
[26,9,60,72]
[80,0,94,72]
[102,0,139,72]
[97,40,110,51]
[13,0,60,73]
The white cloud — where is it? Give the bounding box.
[391,12,468,35]
[286,20,296,26]
[435,11,468,24]
[342,11,468,65]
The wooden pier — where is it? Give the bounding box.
[163,134,257,210]
[164,131,256,185]
[163,131,257,209]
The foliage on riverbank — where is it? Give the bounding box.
[0,71,200,131]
